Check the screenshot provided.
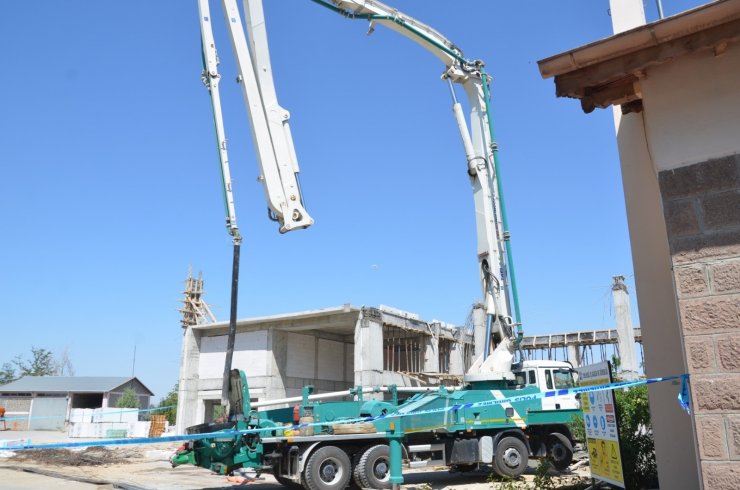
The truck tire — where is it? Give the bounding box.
[304,446,352,490]
[547,433,573,471]
[494,437,528,478]
[353,444,391,489]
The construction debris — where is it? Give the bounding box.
[10,446,134,466]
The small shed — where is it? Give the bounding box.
[0,376,154,430]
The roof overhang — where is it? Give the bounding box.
[538,0,740,113]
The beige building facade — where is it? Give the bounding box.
[539,1,740,488]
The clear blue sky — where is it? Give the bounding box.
[1,1,702,401]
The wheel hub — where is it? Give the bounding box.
[503,448,521,468]
[551,443,566,460]
[374,458,389,480]
[320,461,339,482]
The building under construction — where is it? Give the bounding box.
[175,273,642,432]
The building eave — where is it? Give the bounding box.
[538,0,740,113]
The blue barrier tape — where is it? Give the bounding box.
[0,405,176,423]
[2,374,689,451]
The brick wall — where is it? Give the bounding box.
[659,154,740,488]
[0,397,31,431]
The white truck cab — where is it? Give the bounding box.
[512,360,580,410]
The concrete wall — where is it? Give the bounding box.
[618,41,740,489]
[199,330,270,378]
[177,325,355,432]
[176,325,199,432]
[196,330,354,402]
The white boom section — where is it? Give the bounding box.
[329,0,466,76]
[200,0,313,234]
[198,0,241,242]
[243,0,304,204]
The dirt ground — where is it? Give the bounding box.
[0,431,592,489]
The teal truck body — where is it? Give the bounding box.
[172,369,579,489]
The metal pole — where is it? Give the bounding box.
[655,0,665,19]
[131,344,136,377]
[388,417,404,488]
[221,242,241,408]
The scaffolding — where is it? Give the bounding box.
[179,268,216,328]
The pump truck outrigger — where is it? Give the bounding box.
[172,0,580,487]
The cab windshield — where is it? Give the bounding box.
[553,368,576,389]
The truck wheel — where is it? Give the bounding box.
[354,444,391,489]
[494,437,528,478]
[547,433,573,471]
[304,446,352,490]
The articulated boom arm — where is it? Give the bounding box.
[310,0,523,378]
[199,0,523,380]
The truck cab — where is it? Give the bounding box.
[512,360,579,410]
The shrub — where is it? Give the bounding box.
[116,387,140,409]
[568,413,586,443]
[158,383,178,425]
[615,384,658,489]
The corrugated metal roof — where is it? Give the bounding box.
[0,376,154,395]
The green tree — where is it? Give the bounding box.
[0,363,16,386]
[1,347,70,386]
[158,383,178,425]
[116,387,141,409]
[20,347,57,376]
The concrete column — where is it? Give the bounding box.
[424,323,440,373]
[265,329,288,401]
[354,308,384,393]
[176,326,200,434]
[448,339,465,375]
[566,345,581,369]
[608,0,646,34]
[65,396,72,423]
[612,104,700,490]
[612,276,639,379]
[472,304,487,360]
[606,4,700,488]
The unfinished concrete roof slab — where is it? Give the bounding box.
[192,304,468,343]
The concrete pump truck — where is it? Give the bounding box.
[171,1,580,488]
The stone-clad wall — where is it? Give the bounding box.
[659,154,740,488]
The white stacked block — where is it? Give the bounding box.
[127,421,151,438]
